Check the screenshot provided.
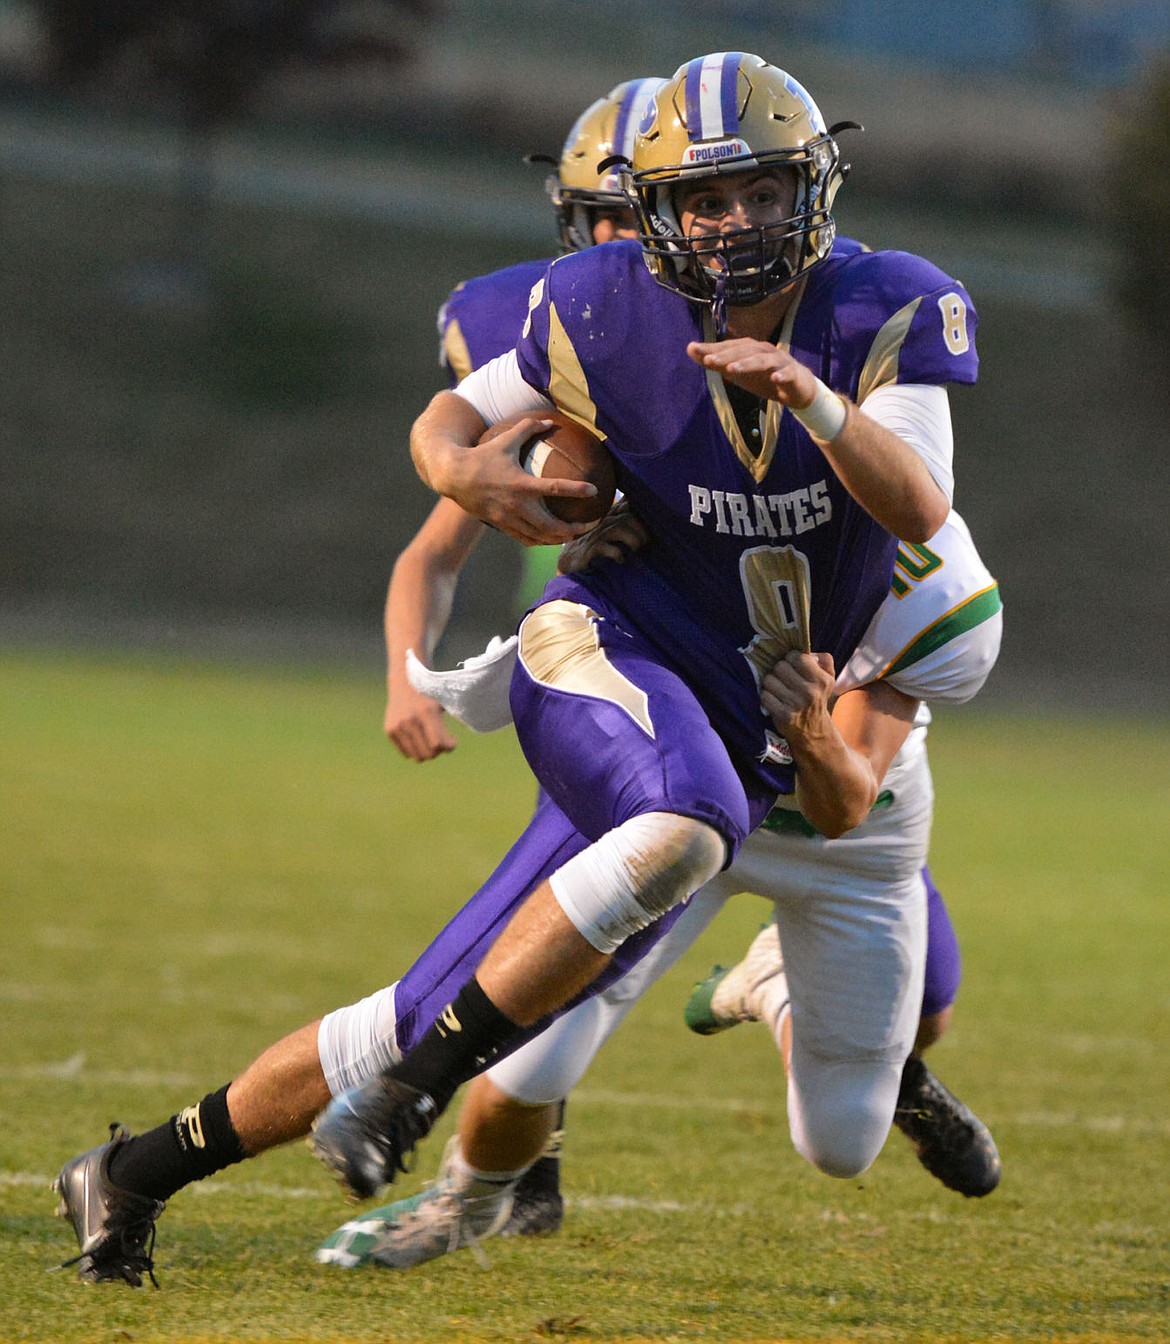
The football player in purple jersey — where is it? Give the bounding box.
[382,78,991,1238]
[50,54,987,1288]
[306,52,979,1199]
[315,509,1002,1270]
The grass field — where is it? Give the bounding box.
[1,649,1167,1344]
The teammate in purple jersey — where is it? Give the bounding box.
[386,79,660,762]
[306,51,978,1205]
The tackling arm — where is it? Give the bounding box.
[762,653,919,837]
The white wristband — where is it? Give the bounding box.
[791,378,847,442]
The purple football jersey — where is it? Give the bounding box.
[392,235,978,1053]
[437,237,872,383]
[516,239,978,796]
[438,259,552,385]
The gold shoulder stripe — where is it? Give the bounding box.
[443,318,473,384]
[547,303,604,438]
[857,295,923,403]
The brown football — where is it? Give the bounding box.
[479,411,616,524]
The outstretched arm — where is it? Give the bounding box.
[688,340,949,542]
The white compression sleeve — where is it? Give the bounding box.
[860,382,954,504]
[455,350,553,424]
[317,983,400,1096]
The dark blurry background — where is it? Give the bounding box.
[2,1,1168,708]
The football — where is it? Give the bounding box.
[480,411,616,524]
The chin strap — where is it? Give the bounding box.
[712,270,729,338]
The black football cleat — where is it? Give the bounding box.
[500,1156,564,1238]
[501,1102,565,1237]
[893,1054,1002,1198]
[53,1124,165,1287]
[309,1076,439,1203]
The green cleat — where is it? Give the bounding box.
[316,1139,513,1270]
[683,965,737,1035]
[684,921,787,1036]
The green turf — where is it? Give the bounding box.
[2,650,1167,1343]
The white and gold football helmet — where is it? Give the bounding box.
[546,77,665,252]
[627,53,853,307]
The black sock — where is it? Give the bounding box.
[516,1099,565,1196]
[106,1084,247,1202]
[389,977,519,1113]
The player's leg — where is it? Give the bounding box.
[892,865,1001,1196]
[310,601,752,1201]
[53,793,592,1285]
[914,864,961,1050]
[685,860,961,1049]
[704,745,935,1178]
[317,882,738,1268]
[318,790,591,1093]
[683,760,1001,1193]
[778,853,927,1178]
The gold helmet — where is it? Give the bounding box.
[628,53,852,307]
[547,77,665,252]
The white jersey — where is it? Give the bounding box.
[839,509,1002,706]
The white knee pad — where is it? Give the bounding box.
[317,982,401,1097]
[550,812,726,954]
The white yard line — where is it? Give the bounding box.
[13,1056,1169,1136]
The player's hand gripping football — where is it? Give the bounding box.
[422,422,599,550]
[557,498,649,574]
[412,392,609,547]
[462,417,604,546]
